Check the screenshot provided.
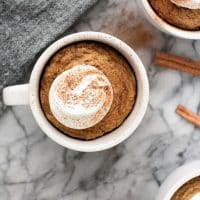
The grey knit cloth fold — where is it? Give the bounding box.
[0,0,98,114]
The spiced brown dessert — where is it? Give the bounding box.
[171,176,200,200]
[40,42,137,140]
[149,0,200,30]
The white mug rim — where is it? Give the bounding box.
[29,31,149,152]
[156,161,200,200]
[140,0,200,40]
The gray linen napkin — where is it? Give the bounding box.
[0,0,98,114]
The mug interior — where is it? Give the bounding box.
[156,161,200,200]
[29,32,149,152]
[141,0,200,40]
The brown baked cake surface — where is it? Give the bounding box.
[40,41,137,140]
[171,176,200,200]
[149,0,200,30]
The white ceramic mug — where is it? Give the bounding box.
[139,0,200,40]
[156,160,200,200]
[3,32,149,152]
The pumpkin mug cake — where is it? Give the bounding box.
[171,176,200,200]
[40,41,137,140]
[148,0,200,30]
[156,161,200,200]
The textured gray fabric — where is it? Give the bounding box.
[0,0,98,114]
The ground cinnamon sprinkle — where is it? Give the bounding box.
[103,9,153,49]
[149,0,200,30]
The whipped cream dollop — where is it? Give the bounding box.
[171,0,200,9]
[49,64,113,129]
[191,193,200,200]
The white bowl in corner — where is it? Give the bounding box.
[139,0,200,40]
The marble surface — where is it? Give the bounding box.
[1,0,200,199]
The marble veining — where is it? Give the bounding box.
[1,0,200,199]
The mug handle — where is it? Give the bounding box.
[3,84,29,105]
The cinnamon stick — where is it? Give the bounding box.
[176,105,200,128]
[155,52,200,76]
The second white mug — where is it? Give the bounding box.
[156,161,200,200]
